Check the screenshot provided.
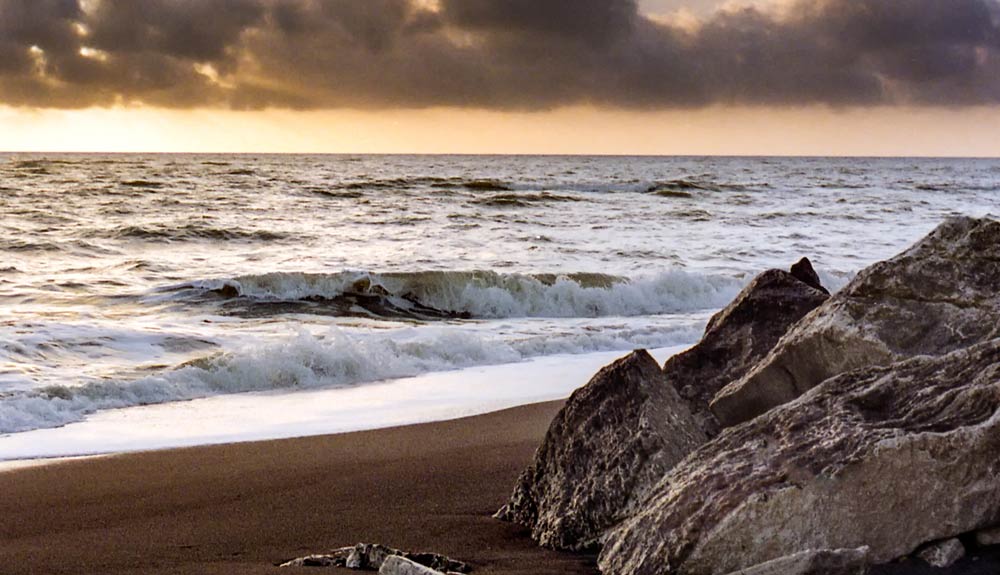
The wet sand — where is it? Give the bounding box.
[0,401,597,575]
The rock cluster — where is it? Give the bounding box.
[280,543,467,574]
[711,217,1000,427]
[497,257,831,551]
[663,261,829,432]
[600,339,1000,574]
[498,217,1000,574]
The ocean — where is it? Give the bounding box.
[1,153,998,461]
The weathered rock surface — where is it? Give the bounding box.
[279,543,468,572]
[664,266,828,432]
[599,339,1000,575]
[712,217,1000,427]
[916,538,966,568]
[722,547,870,575]
[495,350,708,551]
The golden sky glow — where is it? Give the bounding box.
[3,0,999,156]
[2,106,999,157]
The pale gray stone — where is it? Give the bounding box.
[600,339,1000,575]
[711,217,1000,427]
[379,556,445,575]
[916,538,965,568]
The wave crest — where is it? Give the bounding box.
[181,269,745,320]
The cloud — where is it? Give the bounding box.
[0,0,998,110]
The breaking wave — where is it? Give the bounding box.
[177,269,746,320]
[0,321,704,434]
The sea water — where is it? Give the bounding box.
[1,154,998,460]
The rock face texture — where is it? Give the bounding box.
[495,350,708,551]
[599,339,1000,575]
[712,217,1000,427]
[664,266,828,432]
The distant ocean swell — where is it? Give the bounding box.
[0,321,705,435]
[173,270,748,320]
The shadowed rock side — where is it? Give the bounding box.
[599,339,1000,575]
[495,350,708,551]
[712,216,1000,427]
[664,265,829,434]
[790,257,831,295]
[721,547,870,575]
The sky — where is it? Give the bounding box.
[1,0,999,156]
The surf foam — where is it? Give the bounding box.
[0,320,704,435]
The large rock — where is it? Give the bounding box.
[495,350,708,551]
[664,265,828,432]
[599,339,1000,575]
[712,217,1000,427]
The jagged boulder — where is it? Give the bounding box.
[665,265,829,433]
[599,339,1000,575]
[712,217,1000,427]
[790,257,830,294]
[495,350,708,551]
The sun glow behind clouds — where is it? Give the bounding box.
[2,106,1000,157]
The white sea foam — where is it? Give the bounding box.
[188,269,747,319]
[0,321,704,435]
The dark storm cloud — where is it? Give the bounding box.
[0,0,998,109]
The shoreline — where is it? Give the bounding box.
[0,400,598,575]
[0,346,689,464]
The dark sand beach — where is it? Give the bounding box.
[3,395,1000,575]
[0,401,597,575]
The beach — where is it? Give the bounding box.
[0,401,599,575]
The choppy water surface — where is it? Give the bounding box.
[1,153,998,438]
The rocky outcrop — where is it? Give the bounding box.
[496,259,829,550]
[664,265,828,432]
[712,217,1000,427]
[599,338,1000,575]
[721,547,870,575]
[280,543,468,573]
[495,350,708,551]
